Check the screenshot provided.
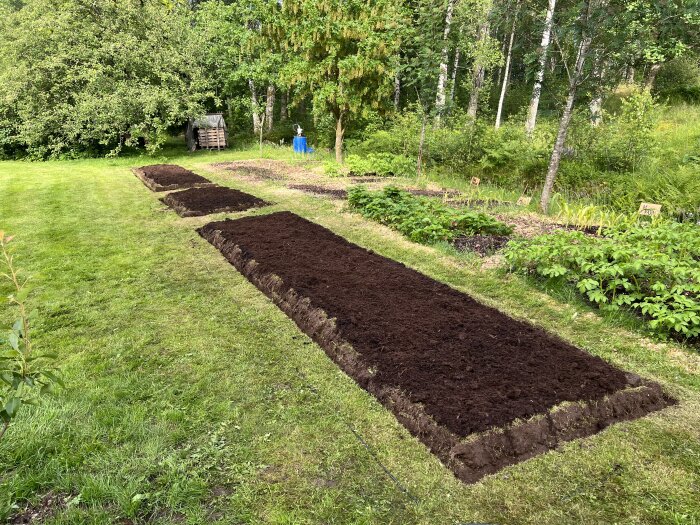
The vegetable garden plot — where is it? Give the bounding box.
[198,212,673,484]
[133,164,213,192]
[160,185,270,217]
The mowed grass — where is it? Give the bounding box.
[0,148,699,525]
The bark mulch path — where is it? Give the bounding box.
[161,185,270,217]
[198,211,672,483]
[133,164,213,192]
[287,184,348,199]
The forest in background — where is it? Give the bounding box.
[0,0,699,213]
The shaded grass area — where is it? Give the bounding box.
[0,148,699,524]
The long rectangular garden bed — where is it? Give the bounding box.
[198,211,673,483]
[161,185,270,217]
[133,164,213,192]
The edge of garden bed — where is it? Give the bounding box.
[197,221,675,484]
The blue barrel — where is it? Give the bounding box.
[293,136,308,153]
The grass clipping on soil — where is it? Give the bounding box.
[198,211,673,484]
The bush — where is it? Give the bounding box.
[504,221,700,341]
[654,56,700,104]
[345,153,416,177]
[348,186,513,244]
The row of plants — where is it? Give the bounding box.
[347,186,513,244]
[326,153,416,178]
[504,221,700,341]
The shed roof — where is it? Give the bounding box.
[193,113,227,129]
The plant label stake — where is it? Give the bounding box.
[516,196,532,206]
[470,177,480,187]
[638,202,661,217]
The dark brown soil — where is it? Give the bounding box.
[160,185,270,217]
[449,199,504,209]
[10,492,69,524]
[409,189,462,198]
[453,235,511,256]
[349,176,385,183]
[288,184,348,199]
[133,164,212,192]
[221,165,284,180]
[198,212,672,482]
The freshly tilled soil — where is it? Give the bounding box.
[287,184,348,199]
[133,164,213,192]
[161,185,270,217]
[198,211,673,482]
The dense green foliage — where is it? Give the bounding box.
[345,153,416,177]
[348,186,512,243]
[0,0,210,159]
[505,221,700,340]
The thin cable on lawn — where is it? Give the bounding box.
[294,368,419,504]
[345,422,421,505]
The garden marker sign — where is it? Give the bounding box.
[471,177,481,187]
[516,196,532,206]
[638,202,662,217]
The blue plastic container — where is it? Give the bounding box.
[293,136,310,153]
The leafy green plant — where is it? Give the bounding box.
[0,231,62,440]
[348,186,512,244]
[504,221,700,341]
[345,153,416,178]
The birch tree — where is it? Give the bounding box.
[495,3,519,129]
[525,0,557,135]
[435,0,456,123]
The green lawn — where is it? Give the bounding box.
[1,148,699,525]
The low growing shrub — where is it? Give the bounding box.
[346,153,416,178]
[348,186,513,244]
[504,221,700,341]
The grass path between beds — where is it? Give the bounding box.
[1,148,699,525]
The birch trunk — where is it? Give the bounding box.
[335,112,345,164]
[449,46,461,105]
[540,34,592,212]
[589,57,605,125]
[495,13,517,129]
[434,0,456,123]
[525,0,557,135]
[249,79,261,134]
[394,73,401,110]
[467,21,490,118]
[265,85,275,132]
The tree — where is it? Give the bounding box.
[525,0,557,135]
[0,0,211,158]
[495,1,520,128]
[435,0,457,122]
[273,0,404,163]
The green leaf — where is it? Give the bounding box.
[3,397,20,417]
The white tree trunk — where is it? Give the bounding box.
[394,72,401,110]
[589,57,605,125]
[434,0,456,123]
[449,45,461,105]
[525,0,557,135]
[249,79,261,134]
[540,34,591,212]
[265,85,275,132]
[495,14,517,129]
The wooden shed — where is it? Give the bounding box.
[186,113,228,151]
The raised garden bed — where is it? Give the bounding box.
[288,184,348,199]
[160,185,270,217]
[198,211,673,484]
[133,164,213,192]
